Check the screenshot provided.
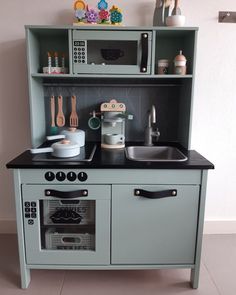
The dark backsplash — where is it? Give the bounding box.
[44,84,180,142]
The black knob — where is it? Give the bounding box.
[56,171,66,182]
[67,172,77,182]
[45,171,55,182]
[78,172,88,182]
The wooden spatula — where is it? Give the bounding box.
[56,95,65,127]
[70,95,79,127]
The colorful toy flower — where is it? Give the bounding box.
[98,0,108,10]
[110,5,123,24]
[86,8,99,23]
[74,0,86,10]
[99,9,109,22]
[75,9,86,21]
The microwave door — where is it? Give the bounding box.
[72,30,152,75]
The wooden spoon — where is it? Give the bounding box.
[56,95,65,127]
[50,95,58,134]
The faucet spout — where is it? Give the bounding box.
[145,105,160,146]
[148,105,156,127]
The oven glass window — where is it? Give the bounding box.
[39,200,95,251]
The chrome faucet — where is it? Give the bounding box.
[144,105,160,146]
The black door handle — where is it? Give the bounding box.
[140,33,149,73]
[134,189,177,199]
[45,189,88,198]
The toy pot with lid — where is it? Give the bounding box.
[47,128,85,147]
[30,139,80,158]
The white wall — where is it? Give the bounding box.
[0,0,235,233]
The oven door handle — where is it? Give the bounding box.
[45,189,88,198]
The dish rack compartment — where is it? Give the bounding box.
[45,228,95,250]
[43,200,95,225]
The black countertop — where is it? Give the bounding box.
[6,142,214,170]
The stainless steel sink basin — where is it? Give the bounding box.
[125,146,188,162]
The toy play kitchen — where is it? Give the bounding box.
[6,24,214,289]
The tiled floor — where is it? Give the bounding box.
[0,234,235,295]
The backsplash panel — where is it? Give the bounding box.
[44,85,180,143]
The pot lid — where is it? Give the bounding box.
[53,140,79,150]
[62,128,85,134]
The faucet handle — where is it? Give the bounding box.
[152,128,160,141]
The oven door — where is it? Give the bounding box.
[72,30,152,74]
[22,184,110,265]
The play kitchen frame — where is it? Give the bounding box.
[8,25,213,289]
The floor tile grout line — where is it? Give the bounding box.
[59,271,66,295]
[203,261,222,295]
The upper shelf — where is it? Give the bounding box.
[26,26,197,78]
[25,25,198,31]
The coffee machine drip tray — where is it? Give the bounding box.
[101,143,125,149]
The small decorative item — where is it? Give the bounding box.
[86,7,99,23]
[54,52,59,67]
[47,52,52,73]
[61,53,65,68]
[43,52,68,74]
[98,0,108,10]
[99,9,110,23]
[110,5,123,25]
[98,1,109,24]
[157,59,169,75]
[166,0,185,27]
[173,50,187,75]
[73,0,123,25]
[153,0,172,26]
[74,0,86,22]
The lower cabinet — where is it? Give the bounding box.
[111,184,200,265]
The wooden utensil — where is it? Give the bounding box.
[164,0,172,23]
[153,0,164,26]
[56,95,65,127]
[70,95,79,127]
[50,95,58,135]
[172,0,181,15]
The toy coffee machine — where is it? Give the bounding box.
[100,99,126,149]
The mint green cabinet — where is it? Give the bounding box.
[112,184,199,264]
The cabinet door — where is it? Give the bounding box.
[22,184,110,265]
[112,185,199,265]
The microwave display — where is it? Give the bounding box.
[74,41,86,46]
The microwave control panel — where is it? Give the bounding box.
[73,40,87,64]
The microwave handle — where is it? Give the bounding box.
[140,33,149,73]
[45,189,88,198]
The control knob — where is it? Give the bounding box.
[78,172,88,182]
[44,171,55,182]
